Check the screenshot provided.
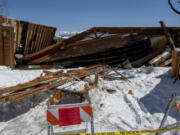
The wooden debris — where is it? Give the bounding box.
[132,49,164,67]
[159,58,172,67]
[49,83,96,105]
[16,65,60,70]
[128,90,133,95]
[0,71,67,95]
[149,50,171,66]
[122,59,132,69]
[0,65,107,102]
[94,74,99,86]
[49,90,63,105]
[110,67,131,83]
[106,89,116,94]
[160,21,176,49]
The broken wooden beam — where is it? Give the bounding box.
[160,21,176,49]
[159,58,172,67]
[0,71,67,95]
[0,65,107,102]
[131,49,164,67]
[148,50,171,66]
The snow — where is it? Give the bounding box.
[55,31,81,39]
[0,66,180,135]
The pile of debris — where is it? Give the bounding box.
[0,65,129,103]
[15,21,180,69]
[0,15,179,69]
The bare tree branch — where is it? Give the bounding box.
[168,0,180,15]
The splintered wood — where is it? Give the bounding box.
[0,65,107,103]
[172,50,180,79]
[148,50,172,67]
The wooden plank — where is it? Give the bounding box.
[30,24,37,54]
[0,72,67,95]
[132,49,164,67]
[0,65,101,96]
[46,28,56,46]
[149,50,171,66]
[2,66,106,102]
[37,26,45,51]
[159,58,172,67]
[38,26,46,51]
[40,26,48,51]
[10,19,17,53]
[44,27,52,48]
[44,27,53,48]
[96,27,180,35]
[43,28,51,49]
[33,25,42,52]
[24,23,32,54]
[17,21,23,52]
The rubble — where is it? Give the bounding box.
[0,65,108,103]
[18,25,180,68]
[0,16,180,69]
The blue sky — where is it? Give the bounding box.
[4,0,180,31]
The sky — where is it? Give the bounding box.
[2,0,180,31]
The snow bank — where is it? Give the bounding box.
[0,66,180,135]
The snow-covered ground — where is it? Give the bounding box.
[0,66,180,135]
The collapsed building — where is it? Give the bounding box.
[0,16,180,75]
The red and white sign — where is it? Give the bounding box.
[59,107,81,126]
[177,103,180,113]
[47,105,93,126]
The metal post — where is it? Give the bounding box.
[156,94,176,135]
[87,92,95,135]
[47,101,52,135]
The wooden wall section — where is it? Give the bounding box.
[24,23,56,54]
[2,16,56,55]
[0,16,56,68]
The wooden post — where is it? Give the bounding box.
[9,27,15,68]
[3,26,15,68]
[172,49,180,79]
[160,21,176,49]
[0,16,4,65]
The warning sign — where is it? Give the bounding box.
[178,104,180,113]
[59,107,81,126]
